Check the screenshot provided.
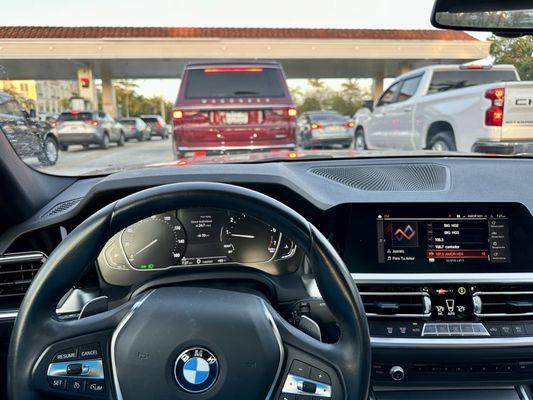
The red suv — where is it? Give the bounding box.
[172,61,297,158]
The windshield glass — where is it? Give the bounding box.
[1,0,532,176]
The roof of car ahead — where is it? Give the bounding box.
[185,60,282,69]
[394,64,518,82]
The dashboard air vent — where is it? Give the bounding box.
[361,291,431,318]
[473,291,533,317]
[41,198,82,219]
[0,252,46,309]
[308,164,449,191]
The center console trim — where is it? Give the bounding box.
[371,336,533,349]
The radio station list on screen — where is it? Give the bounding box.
[376,213,511,265]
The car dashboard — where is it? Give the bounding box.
[2,156,533,395]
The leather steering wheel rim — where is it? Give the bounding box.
[8,182,371,400]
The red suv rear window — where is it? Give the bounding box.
[184,68,286,99]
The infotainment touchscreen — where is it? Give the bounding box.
[376,213,511,265]
[342,204,532,274]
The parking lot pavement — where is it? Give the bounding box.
[40,137,173,175]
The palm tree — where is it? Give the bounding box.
[308,79,326,91]
[115,80,139,117]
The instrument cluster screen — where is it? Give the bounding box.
[377,213,511,265]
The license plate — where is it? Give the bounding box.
[325,125,343,133]
[225,112,248,125]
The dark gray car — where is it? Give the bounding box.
[140,115,169,139]
[0,92,59,166]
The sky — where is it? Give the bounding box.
[0,0,488,100]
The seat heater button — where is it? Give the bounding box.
[52,348,78,362]
[48,377,66,390]
[289,360,311,377]
[86,380,106,395]
[66,378,86,393]
[79,343,102,360]
[67,363,83,375]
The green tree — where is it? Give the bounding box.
[298,96,322,113]
[115,80,139,117]
[490,35,533,80]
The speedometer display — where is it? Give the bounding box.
[121,213,186,270]
[222,213,280,263]
[100,209,296,275]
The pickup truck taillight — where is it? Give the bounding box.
[485,88,505,127]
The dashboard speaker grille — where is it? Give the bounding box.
[308,164,449,191]
[0,252,46,309]
[41,198,82,219]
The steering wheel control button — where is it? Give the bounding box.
[66,363,83,375]
[86,380,106,395]
[289,360,311,377]
[48,377,67,390]
[52,347,78,362]
[310,367,331,385]
[282,374,332,398]
[79,343,102,360]
[297,380,317,393]
[66,378,86,393]
[174,347,219,394]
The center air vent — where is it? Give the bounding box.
[0,252,46,310]
[308,164,449,191]
[361,290,431,318]
[473,291,533,317]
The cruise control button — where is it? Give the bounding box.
[310,367,331,385]
[48,377,66,390]
[86,380,106,395]
[297,381,317,393]
[289,360,311,377]
[79,343,102,360]
[52,348,78,362]
[67,363,83,375]
[66,378,86,393]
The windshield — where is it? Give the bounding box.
[1,0,532,176]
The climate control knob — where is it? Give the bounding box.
[390,366,405,381]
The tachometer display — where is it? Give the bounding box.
[222,213,280,263]
[121,213,186,270]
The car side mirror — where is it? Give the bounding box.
[28,109,36,119]
[362,100,374,112]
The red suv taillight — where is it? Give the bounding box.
[172,109,209,125]
[485,88,505,127]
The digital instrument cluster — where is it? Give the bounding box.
[99,208,296,271]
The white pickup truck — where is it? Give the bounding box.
[354,65,533,155]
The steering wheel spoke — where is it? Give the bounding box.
[31,298,136,400]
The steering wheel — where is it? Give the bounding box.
[8,182,371,400]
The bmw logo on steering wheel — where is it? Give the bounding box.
[174,347,219,393]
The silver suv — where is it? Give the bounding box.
[56,111,126,150]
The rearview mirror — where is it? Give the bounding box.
[432,0,533,35]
